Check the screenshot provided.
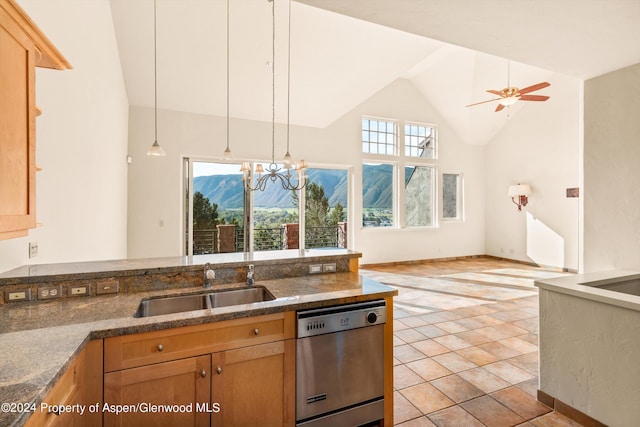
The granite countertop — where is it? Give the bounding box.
[0,272,396,427]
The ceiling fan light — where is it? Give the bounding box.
[499,96,519,106]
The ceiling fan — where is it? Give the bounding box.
[466,62,551,112]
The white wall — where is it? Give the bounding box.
[485,72,581,271]
[127,79,486,264]
[583,64,640,272]
[0,0,129,273]
[539,287,640,426]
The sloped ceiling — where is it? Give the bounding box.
[109,0,640,146]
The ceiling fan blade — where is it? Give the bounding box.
[465,98,502,107]
[495,103,505,112]
[486,89,504,96]
[518,82,550,95]
[519,94,550,102]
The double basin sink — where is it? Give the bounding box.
[135,286,276,318]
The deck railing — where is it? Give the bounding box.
[190,224,346,255]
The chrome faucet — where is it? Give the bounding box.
[204,263,215,288]
[247,264,255,286]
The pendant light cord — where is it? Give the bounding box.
[226,0,230,152]
[286,0,291,156]
[154,0,158,143]
[270,0,276,164]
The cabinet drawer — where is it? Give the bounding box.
[104,312,294,372]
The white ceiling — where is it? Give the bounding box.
[109,0,640,145]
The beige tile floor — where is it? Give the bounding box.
[360,258,585,427]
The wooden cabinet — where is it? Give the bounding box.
[104,355,211,427]
[25,340,103,427]
[103,313,295,427]
[211,340,295,427]
[0,0,70,240]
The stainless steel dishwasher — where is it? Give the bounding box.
[296,300,386,427]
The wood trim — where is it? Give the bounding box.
[349,257,359,273]
[0,0,71,69]
[383,296,394,426]
[283,339,295,427]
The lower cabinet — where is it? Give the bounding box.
[103,312,295,427]
[104,355,211,427]
[211,340,295,427]
[25,340,103,427]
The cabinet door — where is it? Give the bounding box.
[0,5,37,239]
[104,355,211,427]
[211,340,295,427]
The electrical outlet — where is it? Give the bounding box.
[322,263,337,273]
[96,279,119,295]
[5,289,31,302]
[38,286,62,300]
[309,264,322,274]
[29,241,38,258]
[69,285,89,297]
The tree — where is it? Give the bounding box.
[193,191,219,229]
[305,183,330,227]
[328,203,345,225]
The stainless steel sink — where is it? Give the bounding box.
[134,286,276,318]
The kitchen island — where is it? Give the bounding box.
[0,250,397,426]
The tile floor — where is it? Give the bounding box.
[360,258,585,427]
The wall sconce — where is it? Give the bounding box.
[508,183,531,211]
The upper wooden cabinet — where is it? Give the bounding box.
[0,0,70,240]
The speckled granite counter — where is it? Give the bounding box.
[0,271,396,427]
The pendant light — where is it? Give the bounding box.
[147,0,166,156]
[222,0,232,159]
[241,0,306,191]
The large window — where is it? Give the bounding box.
[185,161,246,255]
[362,117,438,228]
[184,159,349,254]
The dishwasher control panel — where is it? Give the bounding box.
[297,300,386,338]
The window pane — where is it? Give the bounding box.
[305,168,348,248]
[363,163,394,227]
[443,173,461,220]
[405,165,434,227]
[253,163,298,251]
[362,117,397,155]
[191,162,245,254]
[405,122,436,159]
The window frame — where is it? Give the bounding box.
[404,121,438,160]
[362,116,439,230]
[442,172,464,222]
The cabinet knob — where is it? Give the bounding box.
[48,407,60,416]
[253,328,260,336]
[201,370,207,378]
[157,344,164,352]
[216,366,222,375]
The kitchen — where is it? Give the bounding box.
[1,0,639,426]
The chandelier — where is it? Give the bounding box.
[241,0,306,191]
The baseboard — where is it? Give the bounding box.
[361,254,576,272]
[537,390,608,427]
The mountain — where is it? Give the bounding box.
[193,166,391,209]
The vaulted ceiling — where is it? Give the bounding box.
[109,0,640,145]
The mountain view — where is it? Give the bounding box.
[194,168,352,209]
